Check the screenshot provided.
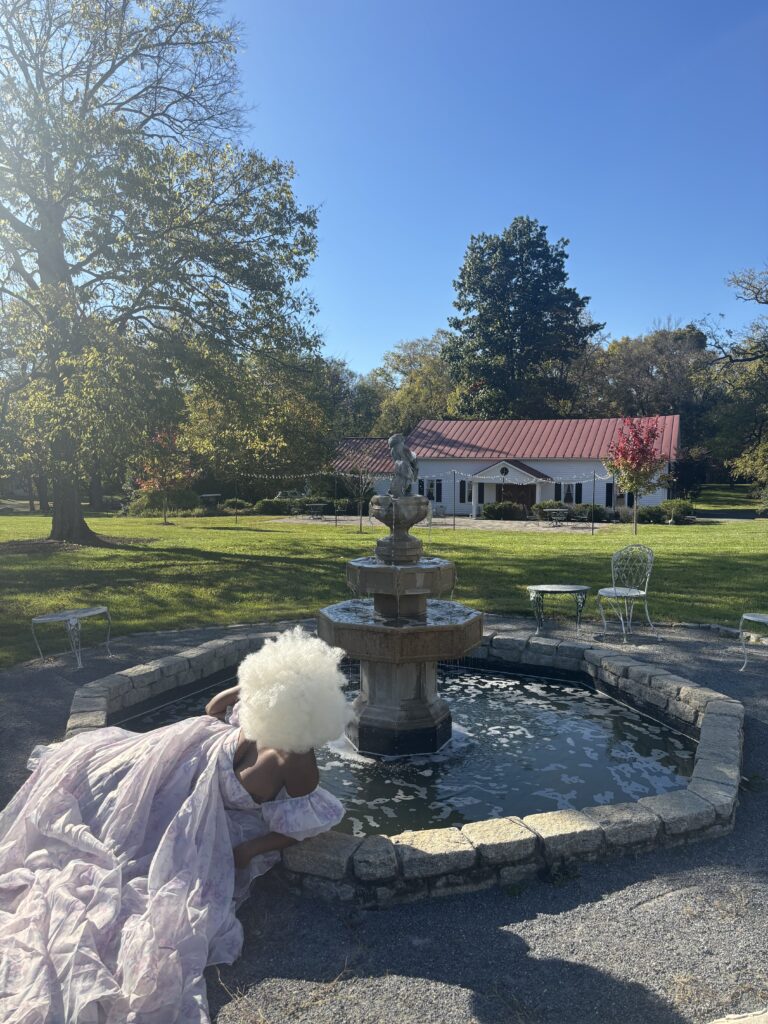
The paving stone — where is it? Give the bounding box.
[527,636,561,652]
[687,779,738,821]
[555,641,592,660]
[65,709,107,734]
[704,699,745,722]
[282,831,362,880]
[600,656,639,677]
[678,684,730,712]
[582,802,662,848]
[666,698,698,724]
[639,789,716,835]
[429,873,496,897]
[491,636,527,655]
[353,835,398,882]
[521,809,604,862]
[302,876,358,902]
[692,757,742,788]
[619,678,668,709]
[69,694,108,713]
[499,862,540,886]
[461,816,538,866]
[392,827,476,879]
[583,647,616,666]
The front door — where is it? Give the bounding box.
[498,483,536,507]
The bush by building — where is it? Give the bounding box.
[481,501,527,520]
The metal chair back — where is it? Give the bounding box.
[612,544,654,593]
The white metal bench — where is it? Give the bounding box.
[31,606,112,669]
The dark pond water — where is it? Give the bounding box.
[113,667,695,837]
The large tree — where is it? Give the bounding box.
[445,216,603,418]
[0,0,318,542]
[373,330,458,436]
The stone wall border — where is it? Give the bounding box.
[66,623,744,907]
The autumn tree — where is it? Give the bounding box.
[604,418,668,534]
[0,0,318,542]
[373,330,459,435]
[134,430,197,525]
[445,217,603,418]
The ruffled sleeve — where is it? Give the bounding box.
[260,787,344,841]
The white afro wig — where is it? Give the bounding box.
[237,627,353,753]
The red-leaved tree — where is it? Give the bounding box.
[604,418,667,534]
[135,432,198,525]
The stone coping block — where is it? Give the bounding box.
[353,835,398,881]
[639,790,716,835]
[283,831,362,880]
[392,827,477,878]
[460,816,539,866]
[522,809,605,863]
[63,620,744,906]
[582,802,662,849]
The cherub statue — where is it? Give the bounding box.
[387,433,418,498]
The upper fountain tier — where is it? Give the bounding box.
[369,493,431,564]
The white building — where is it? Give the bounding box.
[333,416,680,517]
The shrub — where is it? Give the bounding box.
[660,498,695,524]
[756,487,768,518]
[253,498,295,515]
[636,505,666,524]
[482,501,527,520]
[221,498,252,510]
[127,486,201,515]
[531,500,568,520]
[617,507,634,524]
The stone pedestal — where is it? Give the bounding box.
[347,661,451,755]
[318,493,483,757]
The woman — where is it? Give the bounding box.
[0,628,351,1024]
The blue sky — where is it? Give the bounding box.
[225,0,767,374]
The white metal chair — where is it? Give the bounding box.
[597,545,657,643]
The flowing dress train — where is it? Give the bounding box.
[0,711,343,1023]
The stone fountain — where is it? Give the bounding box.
[318,435,483,755]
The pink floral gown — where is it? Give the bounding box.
[0,706,344,1023]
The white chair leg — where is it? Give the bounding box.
[598,596,609,638]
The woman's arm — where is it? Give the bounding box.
[205,685,239,720]
[233,832,297,870]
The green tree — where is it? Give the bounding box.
[445,216,603,418]
[373,330,459,435]
[0,0,317,542]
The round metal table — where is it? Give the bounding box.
[526,584,590,635]
[739,612,768,671]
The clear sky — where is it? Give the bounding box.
[224,0,767,374]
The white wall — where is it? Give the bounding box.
[371,457,671,515]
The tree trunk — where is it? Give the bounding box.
[633,496,638,535]
[35,475,50,513]
[27,476,36,512]
[358,500,363,533]
[163,492,169,525]
[89,472,104,512]
[49,438,100,544]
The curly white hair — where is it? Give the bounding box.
[237,627,353,753]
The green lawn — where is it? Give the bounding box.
[693,483,757,512]
[1,514,766,669]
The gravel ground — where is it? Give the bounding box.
[2,617,767,1023]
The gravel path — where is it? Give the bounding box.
[2,618,767,1023]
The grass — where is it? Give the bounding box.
[1,513,766,669]
[693,483,758,512]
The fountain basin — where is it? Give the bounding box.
[317,598,483,663]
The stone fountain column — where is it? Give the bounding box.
[317,494,483,756]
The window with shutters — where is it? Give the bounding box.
[459,480,466,503]
[605,482,613,507]
[554,483,562,501]
[575,482,582,504]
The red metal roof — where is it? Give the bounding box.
[405,416,680,462]
[331,437,393,474]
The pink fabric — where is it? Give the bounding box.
[0,713,343,1023]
